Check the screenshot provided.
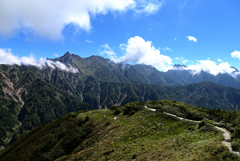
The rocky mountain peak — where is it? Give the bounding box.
[64,51,71,57]
[173,64,187,69]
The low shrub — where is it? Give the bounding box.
[231,140,240,151]
[105,120,111,127]
[198,120,207,129]
[114,108,121,115]
[83,115,90,123]
[220,151,240,161]
[232,127,240,139]
[204,144,239,160]
[200,124,219,134]
[186,112,205,121]
[179,105,187,113]
[157,113,181,121]
[188,126,195,132]
[123,102,144,116]
[156,108,164,115]
[109,106,118,110]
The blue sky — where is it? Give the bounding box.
[0,0,240,74]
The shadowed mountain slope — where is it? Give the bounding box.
[2,52,240,149]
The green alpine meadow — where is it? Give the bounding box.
[1,100,240,160]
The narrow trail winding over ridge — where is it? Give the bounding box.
[144,106,240,157]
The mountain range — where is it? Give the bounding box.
[1,51,240,149]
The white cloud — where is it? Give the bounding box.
[174,37,177,41]
[231,51,240,60]
[182,60,188,64]
[174,57,188,64]
[119,44,127,52]
[112,36,172,71]
[135,0,165,15]
[0,48,78,73]
[0,48,34,65]
[186,36,197,43]
[54,53,59,57]
[0,0,163,40]
[86,40,94,43]
[175,57,184,60]
[218,59,222,62]
[99,44,116,59]
[185,60,239,77]
[163,47,172,52]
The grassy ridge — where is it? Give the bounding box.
[1,101,239,160]
[148,100,240,152]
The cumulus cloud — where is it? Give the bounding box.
[112,36,172,71]
[179,60,239,77]
[0,48,78,73]
[0,0,163,40]
[186,36,197,43]
[231,50,240,59]
[98,39,239,77]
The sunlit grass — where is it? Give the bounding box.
[1,101,239,161]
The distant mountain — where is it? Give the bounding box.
[2,52,240,149]
[167,66,240,88]
[51,52,240,88]
[98,81,240,111]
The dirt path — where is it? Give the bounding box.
[215,126,240,156]
[144,106,200,123]
[144,106,156,111]
[144,106,240,156]
[164,112,201,123]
